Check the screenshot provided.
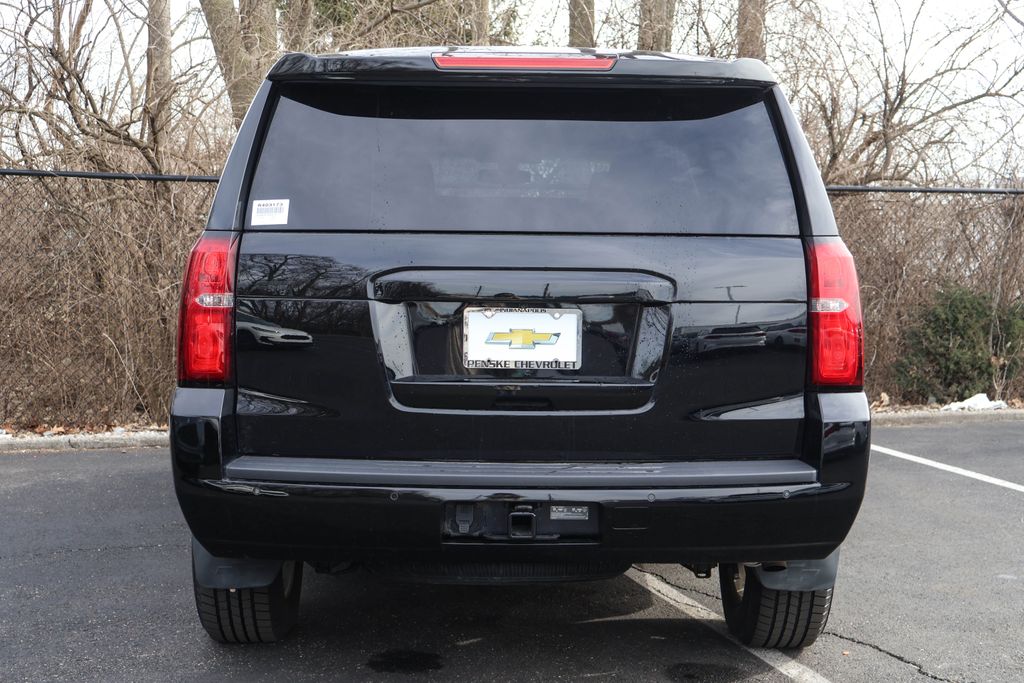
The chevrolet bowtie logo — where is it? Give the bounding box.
[485,329,560,350]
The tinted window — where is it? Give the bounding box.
[248,84,798,234]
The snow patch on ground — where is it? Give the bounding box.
[0,429,167,452]
[941,393,1008,412]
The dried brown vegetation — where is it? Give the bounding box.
[1,0,1023,426]
[0,174,213,426]
[834,191,1024,401]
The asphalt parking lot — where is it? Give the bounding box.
[2,418,1022,682]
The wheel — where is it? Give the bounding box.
[193,559,303,643]
[719,564,832,649]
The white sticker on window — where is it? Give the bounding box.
[251,199,289,226]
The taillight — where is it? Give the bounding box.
[808,239,863,386]
[178,232,237,383]
[432,53,616,71]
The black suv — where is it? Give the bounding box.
[173,47,869,648]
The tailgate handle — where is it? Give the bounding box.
[492,397,553,410]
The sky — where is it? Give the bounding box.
[4,0,1021,177]
[513,0,1023,51]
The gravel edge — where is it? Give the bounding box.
[871,408,1024,426]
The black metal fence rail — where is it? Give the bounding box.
[826,184,1024,195]
[0,167,220,182]
[4,167,1024,194]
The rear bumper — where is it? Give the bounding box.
[176,476,860,564]
[171,388,869,564]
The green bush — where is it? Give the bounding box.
[895,288,1024,403]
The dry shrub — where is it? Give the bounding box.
[835,192,1024,400]
[0,175,212,427]
[1,178,1022,427]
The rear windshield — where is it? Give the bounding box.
[247,84,798,234]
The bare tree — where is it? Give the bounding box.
[145,0,173,171]
[736,0,766,60]
[199,0,277,128]
[282,0,316,51]
[199,0,505,126]
[469,0,490,45]
[767,0,1024,186]
[996,0,1024,29]
[0,0,226,173]
[569,0,596,47]
[662,0,732,57]
[637,0,677,51]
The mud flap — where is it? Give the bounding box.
[191,537,284,590]
[752,548,839,591]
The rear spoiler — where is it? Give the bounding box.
[266,48,778,85]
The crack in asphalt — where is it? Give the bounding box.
[632,566,965,683]
[822,631,964,683]
[631,565,723,602]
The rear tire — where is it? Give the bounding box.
[719,564,832,649]
[193,560,303,643]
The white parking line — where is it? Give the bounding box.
[871,444,1024,493]
[629,569,832,683]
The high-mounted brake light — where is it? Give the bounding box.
[178,232,238,383]
[432,53,616,71]
[808,239,864,386]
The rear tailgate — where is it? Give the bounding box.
[232,81,807,463]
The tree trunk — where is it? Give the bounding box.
[239,0,277,66]
[282,0,314,52]
[199,0,278,130]
[145,0,172,171]
[637,0,676,52]
[470,0,489,46]
[568,0,595,48]
[736,0,766,60]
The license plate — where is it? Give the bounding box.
[463,307,582,370]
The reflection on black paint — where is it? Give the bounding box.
[234,233,809,304]
[672,306,807,361]
[231,233,811,461]
[237,389,337,418]
[237,298,365,337]
[236,253,370,299]
[236,309,313,349]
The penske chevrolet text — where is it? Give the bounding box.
[172,47,869,647]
